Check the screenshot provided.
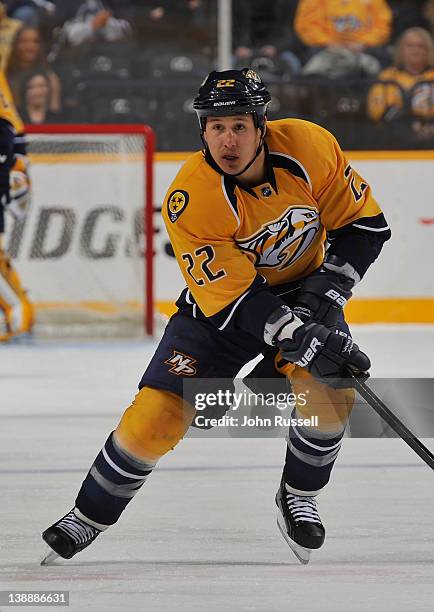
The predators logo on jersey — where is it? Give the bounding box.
[164,351,197,376]
[237,206,320,271]
[167,190,189,223]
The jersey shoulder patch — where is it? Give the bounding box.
[167,189,189,223]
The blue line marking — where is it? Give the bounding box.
[0,463,423,476]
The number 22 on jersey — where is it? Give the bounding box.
[181,245,227,286]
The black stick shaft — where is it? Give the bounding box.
[349,373,434,471]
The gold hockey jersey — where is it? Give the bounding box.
[294,0,392,48]
[163,119,388,319]
[367,66,434,121]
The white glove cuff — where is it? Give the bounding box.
[264,305,303,346]
[276,317,304,342]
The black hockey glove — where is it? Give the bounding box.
[278,320,370,388]
[294,257,357,327]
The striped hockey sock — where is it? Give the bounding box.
[75,432,156,526]
[283,409,345,494]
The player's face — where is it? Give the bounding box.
[204,115,261,175]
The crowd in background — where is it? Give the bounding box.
[0,0,433,149]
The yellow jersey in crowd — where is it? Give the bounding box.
[367,66,434,120]
[295,0,393,48]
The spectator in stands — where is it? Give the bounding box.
[17,67,60,122]
[51,0,132,50]
[0,0,21,70]
[295,0,393,78]
[6,25,61,111]
[367,27,434,137]
[233,0,300,75]
[6,1,55,28]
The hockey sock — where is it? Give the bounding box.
[283,408,346,494]
[75,432,155,526]
[75,387,195,526]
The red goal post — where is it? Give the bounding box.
[24,124,155,336]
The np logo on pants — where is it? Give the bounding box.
[165,351,197,376]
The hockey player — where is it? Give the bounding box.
[41,69,390,565]
[0,71,33,342]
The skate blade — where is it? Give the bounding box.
[276,513,311,565]
[40,548,60,566]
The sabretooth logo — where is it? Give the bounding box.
[165,351,197,376]
[295,338,323,367]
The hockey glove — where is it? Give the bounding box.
[294,257,358,328]
[294,270,353,328]
[277,320,370,388]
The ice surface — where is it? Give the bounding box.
[1,326,434,611]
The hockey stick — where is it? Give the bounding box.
[348,371,434,470]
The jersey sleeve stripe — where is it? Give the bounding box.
[328,213,391,237]
[351,223,391,232]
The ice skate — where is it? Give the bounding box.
[41,509,101,565]
[275,478,325,565]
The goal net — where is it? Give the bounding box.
[6,124,155,337]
